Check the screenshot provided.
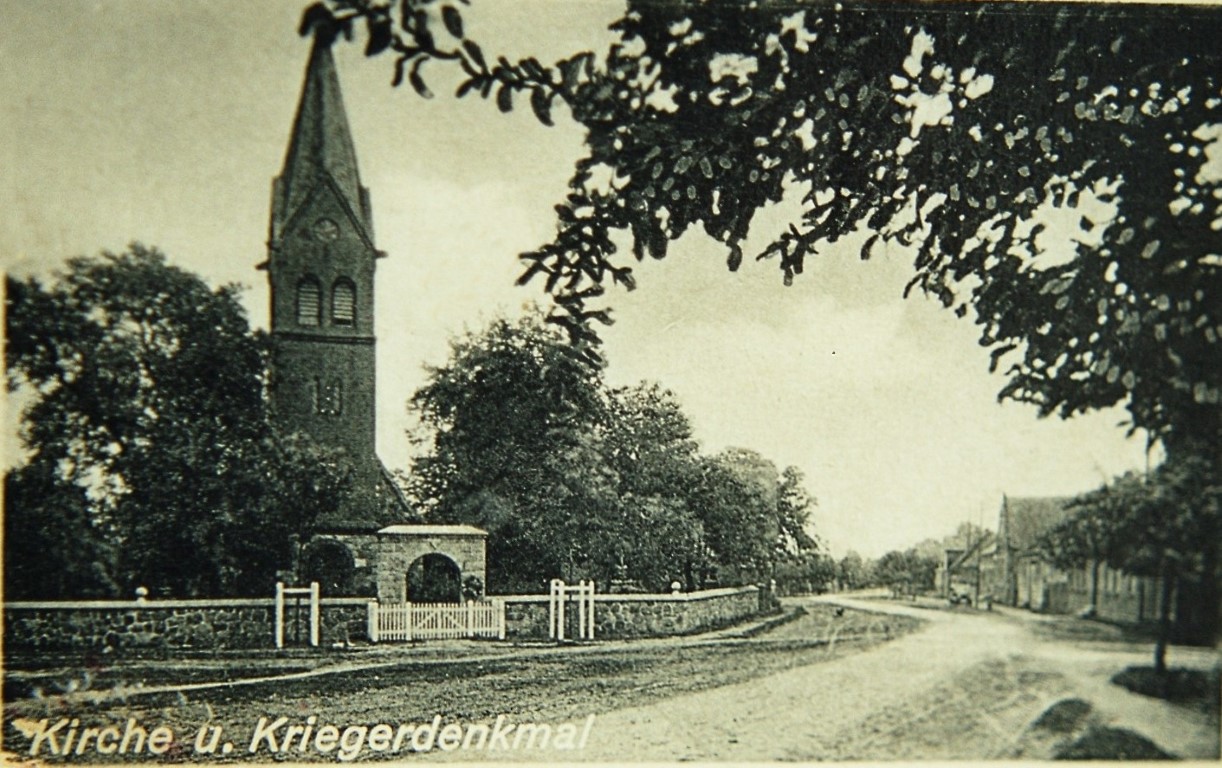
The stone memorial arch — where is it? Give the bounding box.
[375,525,487,603]
[300,525,487,603]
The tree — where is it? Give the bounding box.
[1038,480,1128,617]
[837,551,869,592]
[4,246,351,598]
[693,448,783,585]
[774,551,837,596]
[407,310,825,593]
[308,0,1219,460]
[603,383,707,591]
[3,460,118,599]
[874,548,937,598]
[776,465,819,558]
[407,311,619,592]
[1038,457,1220,672]
[1105,457,1220,672]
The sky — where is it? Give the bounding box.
[1,1,1155,558]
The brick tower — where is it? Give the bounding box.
[261,36,407,530]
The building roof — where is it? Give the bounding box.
[1000,496,1072,553]
[271,36,370,241]
[312,461,417,533]
[947,531,997,571]
[377,524,489,537]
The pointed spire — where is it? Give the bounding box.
[271,36,370,240]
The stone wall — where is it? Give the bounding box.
[4,598,369,652]
[499,586,761,640]
[5,587,763,651]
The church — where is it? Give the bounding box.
[258,35,486,603]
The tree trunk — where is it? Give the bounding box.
[1154,559,1175,674]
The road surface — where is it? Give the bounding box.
[555,595,1218,761]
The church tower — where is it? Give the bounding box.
[261,36,402,529]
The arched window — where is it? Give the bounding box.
[332,279,355,326]
[296,277,321,326]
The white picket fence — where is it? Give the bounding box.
[367,600,505,642]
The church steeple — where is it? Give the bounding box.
[262,35,401,531]
[270,36,372,244]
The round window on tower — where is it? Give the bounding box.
[312,217,339,242]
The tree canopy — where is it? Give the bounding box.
[305,0,1220,456]
[406,310,822,592]
[4,246,353,598]
[873,547,938,597]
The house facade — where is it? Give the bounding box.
[995,495,1168,623]
[935,533,1000,605]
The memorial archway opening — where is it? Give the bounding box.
[407,553,462,603]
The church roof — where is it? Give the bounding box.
[271,37,370,241]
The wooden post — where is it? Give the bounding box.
[466,600,475,638]
[309,581,320,647]
[367,601,379,643]
[406,602,414,643]
[497,599,506,640]
[548,581,555,639]
[548,579,561,640]
[274,582,285,649]
[587,580,596,640]
[577,580,586,640]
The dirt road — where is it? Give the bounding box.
[549,596,1218,761]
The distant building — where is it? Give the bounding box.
[935,532,998,605]
[995,495,1167,624]
[996,496,1074,611]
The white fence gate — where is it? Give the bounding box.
[275,582,319,649]
[367,600,505,642]
[549,579,595,640]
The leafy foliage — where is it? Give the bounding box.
[873,548,938,596]
[4,246,352,598]
[406,312,617,592]
[603,382,707,590]
[1038,481,1126,573]
[836,550,870,591]
[406,311,821,593]
[311,0,1220,452]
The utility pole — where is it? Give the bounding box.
[965,521,972,603]
[974,504,984,608]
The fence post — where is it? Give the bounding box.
[274,582,285,649]
[367,601,379,643]
[577,580,586,640]
[547,580,558,640]
[467,600,475,638]
[497,599,506,640]
[309,582,320,647]
[406,603,414,643]
[588,580,596,640]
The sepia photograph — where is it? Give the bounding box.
[2,0,1219,762]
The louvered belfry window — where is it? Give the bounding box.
[332,279,355,325]
[297,278,321,326]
